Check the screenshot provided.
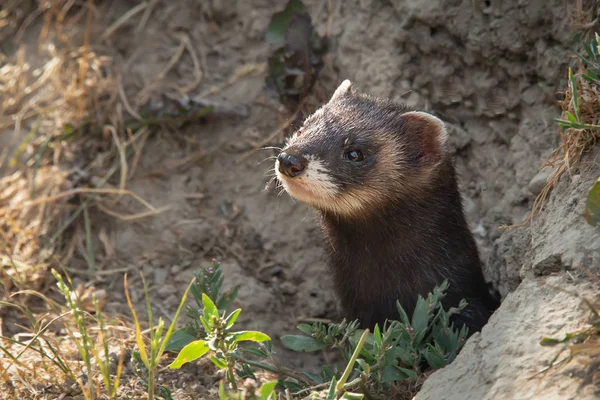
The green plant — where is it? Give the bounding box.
[166,260,240,351]
[218,379,279,400]
[265,0,328,110]
[0,295,77,390]
[131,350,173,400]
[52,269,125,400]
[124,272,194,400]
[168,293,271,391]
[584,178,600,226]
[282,281,468,397]
[166,261,313,395]
[509,31,600,229]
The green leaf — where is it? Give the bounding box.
[396,346,416,366]
[281,335,327,352]
[219,380,227,400]
[343,393,365,399]
[296,323,313,335]
[539,331,585,346]
[225,308,242,329]
[568,67,581,122]
[259,381,278,398]
[373,323,382,347]
[584,179,600,227]
[168,340,209,369]
[554,118,573,128]
[281,379,305,393]
[396,300,411,325]
[216,286,240,310]
[326,376,337,400]
[397,367,418,379]
[423,345,446,369]
[231,331,271,343]
[411,295,429,335]
[199,315,211,332]
[303,371,325,384]
[382,365,410,383]
[265,0,308,45]
[241,347,268,358]
[210,355,227,369]
[566,111,577,123]
[202,293,218,319]
[585,69,599,83]
[165,329,196,352]
[539,337,564,346]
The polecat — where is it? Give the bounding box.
[274,80,499,333]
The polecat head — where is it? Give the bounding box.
[275,80,450,217]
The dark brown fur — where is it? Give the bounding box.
[276,81,500,334]
[320,157,498,333]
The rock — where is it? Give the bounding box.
[528,168,554,196]
[415,275,597,400]
[154,268,168,285]
[527,160,600,279]
[438,153,600,400]
[170,264,181,275]
[280,282,297,295]
[522,85,544,105]
[157,284,176,297]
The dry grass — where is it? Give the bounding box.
[503,2,600,230]
[0,1,170,398]
[0,0,176,284]
[508,65,600,229]
[1,0,117,278]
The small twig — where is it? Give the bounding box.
[100,2,148,41]
[176,32,203,93]
[198,63,266,98]
[117,75,143,121]
[137,39,186,103]
[96,201,171,221]
[105,125,128,199]
[0,187,161,215]
[336,329,369,395]
[136,0,159,32]
[128,128,150,179]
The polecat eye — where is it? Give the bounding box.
[345,150,364,161]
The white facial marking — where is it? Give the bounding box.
[276,155,340,209]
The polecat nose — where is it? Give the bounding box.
[277,152,306,177]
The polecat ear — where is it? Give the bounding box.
[330,80,353,101]
[401,111,448,165]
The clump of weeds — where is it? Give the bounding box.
[167,262,469,400]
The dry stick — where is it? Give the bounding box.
[136,40,186,104]
[0,188,161,216]
[137,0,160,32]
[198,63,266,98]
[96,201,170,221]
[236,107,302,164]
[100,2,148,41]
[105,125,128,200]
[128,128,150,179]
[117,75,143,121]
[176,32,203,93]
